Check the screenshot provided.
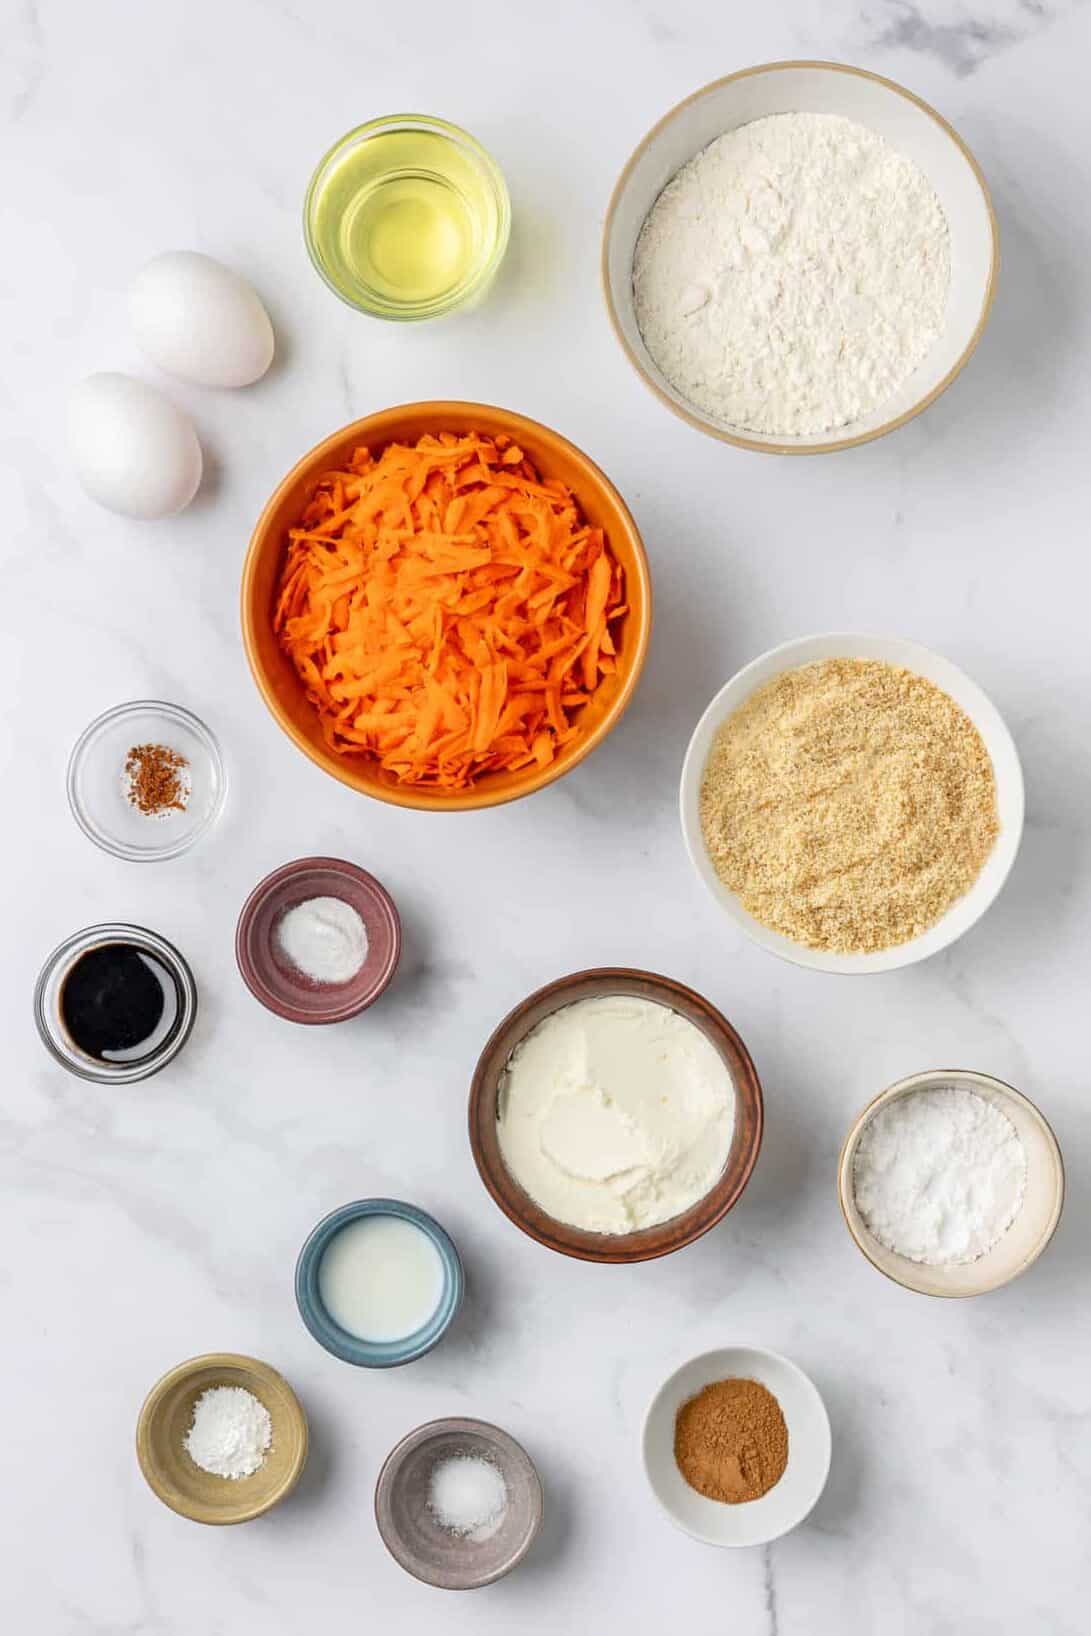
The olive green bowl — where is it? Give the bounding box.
[136,1352,308,1524]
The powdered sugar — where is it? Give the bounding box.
[632,112,951,436]
[853,1086,1027,1266]
[183,1385,273,1479]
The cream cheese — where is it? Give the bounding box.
[496,994,735,1234]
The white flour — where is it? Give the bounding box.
[853,1086,1027,1266]
[632,112,951,436]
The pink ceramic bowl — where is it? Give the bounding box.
[235,857,401,1024]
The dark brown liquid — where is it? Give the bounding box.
[59,943,173,1061]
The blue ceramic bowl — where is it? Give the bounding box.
[295,1199,464,1367]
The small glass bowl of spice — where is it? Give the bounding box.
[67,699,226,861]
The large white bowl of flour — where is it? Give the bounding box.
[603,62,998,453]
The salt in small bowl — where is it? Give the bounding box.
[375,1417,543,1589]
[235,856,400,1023]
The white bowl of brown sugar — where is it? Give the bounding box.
[679,634,1024,974]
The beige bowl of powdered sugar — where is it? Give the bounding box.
[838,1070,1064,1298]
[136,1352,308,1523]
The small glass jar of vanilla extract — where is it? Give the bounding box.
[34,924,197,1083]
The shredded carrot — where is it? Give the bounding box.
[273,432,626,789]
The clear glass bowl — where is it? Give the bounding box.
[67,700,226,862]
[303,114,511,321]
[34,923,198,1084]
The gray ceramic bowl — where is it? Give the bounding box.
[375,1418,543,1589]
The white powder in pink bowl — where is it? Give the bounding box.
[275,895,368,985]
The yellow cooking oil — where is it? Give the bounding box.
[306,118,509,317]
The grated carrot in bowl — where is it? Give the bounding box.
[273,431,628,790]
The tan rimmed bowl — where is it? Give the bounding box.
[136,1353,308,1524]
[838,1070,1064,1297]
[241,402,652,811]
[468,968,763,1263]
[603,61,998,454]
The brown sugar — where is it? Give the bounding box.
[698,658,1000,954]
[674,1377,789,1504]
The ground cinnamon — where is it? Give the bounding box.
[124,743,190,817]
[674,1378,789,1504]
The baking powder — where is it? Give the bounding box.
[853,1086,1027,1266]
[632,112,951,436]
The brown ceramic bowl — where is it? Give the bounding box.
[235,856,400,1024]
[241,402,652,812]
[468,968,763,1263]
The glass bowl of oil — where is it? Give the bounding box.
[304,115,510,321]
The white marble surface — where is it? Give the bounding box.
[3,1,1089,1630]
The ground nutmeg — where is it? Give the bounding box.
[124,742,190,817]
[674,1377,789,1504]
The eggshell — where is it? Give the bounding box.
[67,373,203,518]
[130,251,275,388]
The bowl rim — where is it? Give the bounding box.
[679,632,1025,974]
[135,1351,309,1525]
[601,59,1000,455]
[234,855,402,1024]
[374,1415,544,1589]
[240,402,653,811]
[66,698,227,861]
[468,966,763,1263]
[641,1344,832,1547]
[837,1068,1066,1297]
[302,113,512,321]
[294,1198,464,1367]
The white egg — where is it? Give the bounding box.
[130,250,275,388]
[67,373,203,518]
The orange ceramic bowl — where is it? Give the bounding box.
[241,403,652,811]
